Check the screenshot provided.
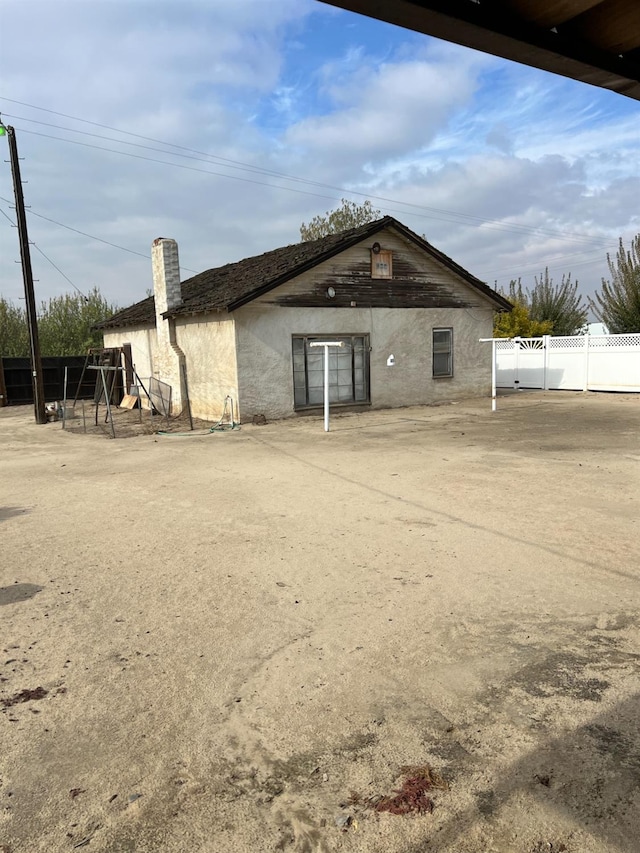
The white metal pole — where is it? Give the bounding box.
[491,339,497,412]
[309,341,344,432]
[479,338,498,412]
[323,344,330,431]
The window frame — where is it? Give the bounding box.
[432,327,454,378]
[292,334,371,410]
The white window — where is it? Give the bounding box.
[433,328,453,377]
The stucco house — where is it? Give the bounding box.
[97,216,510,422]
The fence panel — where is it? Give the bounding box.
[0,356,95,405]
[587,334,640,392]
[495,339,516,388]
[546,336,587,390]
[495,333,640,393]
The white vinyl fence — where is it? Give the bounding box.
[495,333,640,393]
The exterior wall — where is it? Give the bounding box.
[234,304,494,421]
[102,325,157,391]
[174,314,239,420]
[103,318,238,420]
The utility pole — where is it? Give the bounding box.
[1,121,46,423]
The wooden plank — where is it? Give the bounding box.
[120,394,139,410]
[122,343,134,393]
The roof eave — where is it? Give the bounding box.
[162,306,228,319]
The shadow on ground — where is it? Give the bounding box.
[408,692,640,852]
[0,583,43,606]
[0,506,29,523]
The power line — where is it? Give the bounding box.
[1,192,610,297]
[478,244,615,279]
[31,244,88,299]
[1,110,618,250]
[0,99,315,182]
[0,194,147,258]
[0,206,15,227]
[0,194,198,274]
[15,125,615,248]
[16,126,352,201]
[1,202,88,298]
[1,111,328,186]
[0,101,624,282]
[1,188,614,293]
[0,96,615,248]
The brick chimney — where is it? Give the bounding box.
[152,237,182,314]
[152,238,185,413]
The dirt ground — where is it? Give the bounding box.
[1,391,639,853]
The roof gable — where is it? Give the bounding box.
[252,225,503,311]
[97,216,510,330]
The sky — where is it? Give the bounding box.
[1,0,639,315]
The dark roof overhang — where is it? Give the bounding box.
[319,0,640,101]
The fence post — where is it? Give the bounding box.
[583,332,590,392]
[543,335,551,390]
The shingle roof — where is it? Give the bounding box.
[97,216,510,329]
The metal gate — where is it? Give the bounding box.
[495,337,545,389]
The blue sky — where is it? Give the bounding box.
[1,0,639,311]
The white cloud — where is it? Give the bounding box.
[285,47,492,175]
[0,0,638,317]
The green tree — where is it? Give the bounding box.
[37,287,116,355]
[500,272,586,336]
[1,288,116,357]
[590,234,640,333]
[300,198,381,241]
[0,297,29,356]
[503,278,528,306]
[493,280,553,338]
[493,299,553,338]
[529,268,587,336]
